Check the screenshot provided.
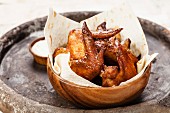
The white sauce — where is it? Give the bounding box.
[31,40,49,57]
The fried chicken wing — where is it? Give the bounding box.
[101,39,138,87]
[94,22,123,65]
[53,21,139,86]
[67,29,86,60]
[69,22,105,80]
[92,22,123,54]
[101,66,119,87]
[92,28,123,39]
[94,22,107,52]
[88,21,123,39]
[104,38,131,65]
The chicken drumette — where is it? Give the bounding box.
[101,39,138,87]
[67,22,105,81]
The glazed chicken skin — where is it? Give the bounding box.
[93,22,138,86]
[101,39,138,87]
[67,22,124,81]
[94,22,125,65]
[104,38,131,65]
[92,22,123,39]
[67,29,85,60]
[67,22,105,81]
[53,21,139,86]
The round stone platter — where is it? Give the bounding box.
[0,12,170,113]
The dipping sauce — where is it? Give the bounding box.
[31,39,49,57]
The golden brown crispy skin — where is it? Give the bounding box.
[101,39,138,87]
[69,22,105,81]
[104,38,131,65]
[101,66,119,87]
[67,29,85,60]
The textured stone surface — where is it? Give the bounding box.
[0,12,170,112]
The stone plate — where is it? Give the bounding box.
[0,12,170,113]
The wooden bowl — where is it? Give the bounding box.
[47,57,151,108]
[29,37,47,65]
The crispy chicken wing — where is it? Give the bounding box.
[94,22,123,65]
[67,29,85,60]
[101,39,138,87]
[101,66,119,87]
[94,22,108,52]
[92,22,123,54]
[68,22,105,80]
[104,38,131,65]
[53,21,138,86]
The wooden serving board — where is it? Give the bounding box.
[0,12,170,113]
